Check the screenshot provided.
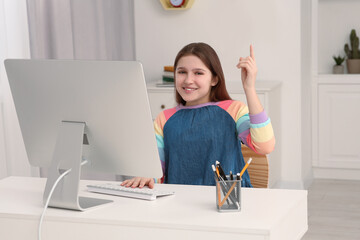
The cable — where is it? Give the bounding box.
[38,160,88,240]
[38,168,71,240]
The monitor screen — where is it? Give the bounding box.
[5,59,163,210]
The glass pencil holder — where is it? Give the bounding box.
[215,176,241,212]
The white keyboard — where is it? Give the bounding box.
[87,183,175,201]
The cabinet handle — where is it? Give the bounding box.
[161,104,166,109]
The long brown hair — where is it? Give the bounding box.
[174,42,232,105]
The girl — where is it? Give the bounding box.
[122,42,275,188]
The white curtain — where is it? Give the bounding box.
[26,0,135,60]
[0,0,135,180]
[0,0,36,179]
[25,0,136,180]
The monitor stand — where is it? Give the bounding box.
[43,121,113,211]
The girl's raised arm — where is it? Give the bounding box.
[236,45,263,115]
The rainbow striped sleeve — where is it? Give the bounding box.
[153,112,166,184]
[219,100,275,155]
[152,107,177,183]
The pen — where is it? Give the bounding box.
[212,165,222,205]
[212,165,219,180]
[216,161,239,205]
[236,173,241,203]
[216,161,240,202]
[215,161,228,180]
[229,170,236,201]
[239,157,252,178]
[213,164,231,205]
[235,173,241,202]
[212,164,227,185]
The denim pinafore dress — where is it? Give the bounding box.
[163,104,252,187]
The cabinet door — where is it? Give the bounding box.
[147,92,177,119]
[318,84,360,169]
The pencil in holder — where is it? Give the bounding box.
[215,176,241,212]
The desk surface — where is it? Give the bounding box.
[0,176,307,240]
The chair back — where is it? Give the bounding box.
[241,145,269,188]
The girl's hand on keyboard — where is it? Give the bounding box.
[121,177,155,189]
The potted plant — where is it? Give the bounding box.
[332,55,345,74]
[344,29,360,73]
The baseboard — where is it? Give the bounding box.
[313,167,360,180]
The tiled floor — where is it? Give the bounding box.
[302,179,360,240]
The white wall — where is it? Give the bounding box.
[134,0,305,188]
[301,0,314,189]
[318,1,360,74]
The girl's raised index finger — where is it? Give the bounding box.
[250,44,255,60]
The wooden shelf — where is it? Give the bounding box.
[159,0,194,10]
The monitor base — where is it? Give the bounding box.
[43,121,112,211]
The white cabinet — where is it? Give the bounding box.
[310,0,360,179]
[147,90,176,119]
[312,76,360,179]
[317,81,360,169]
[147,81,282,187]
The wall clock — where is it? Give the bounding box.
[170,0,185,7]
[159,0,194,10]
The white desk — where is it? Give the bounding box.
[0,176,307,240]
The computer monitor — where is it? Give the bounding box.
[4,59,163,211]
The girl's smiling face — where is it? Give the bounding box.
[175,55,218,106]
